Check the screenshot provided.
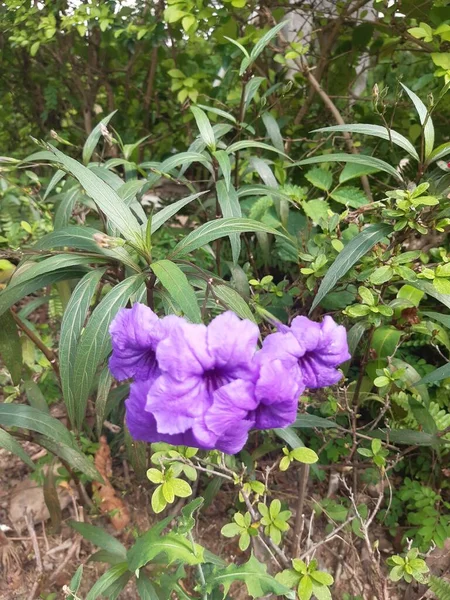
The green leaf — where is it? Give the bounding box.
[292,414,338,429]
[313,124,419,161]
[54,187,79,229]
[150,191,207,234]
[212,284,256,322]
[370,265,394,285]
[418,362,450,385]
[365,429,437,446]
[226,140,290,160]
[262,112,284,152]
[298,574,313,600]
[0,311,22,384]
[302,199,329,223]
[85,563,129,600]
[159,151,213,174]
[46,145,142,243]
[400,83,435,158]
[330,186,369,208]
[191,106,216,150]
[221,523,241,537]
[82,111,117,165]
[136,574,160,600]
[24,380,49,413]
[60,269,105,427]
[197,104,237,124]
[305,167,332,192]
[216,181,242,264]
[66,565,83,600]
[0,427,35,469]
[172,478,192,498]
[171,217,290,258]
[70,521,127,558]
[339,162,380,183]
[410,281,450,310]
[371,326,402,358]
[290,153,402,182]
[205,553,295,599]
[8,255,96,291]
[310,224,392,312]
[248,21,287,66]
[151,260,201,323]
[127,519,204,571]
[71,275,144,429]
[96,368,113,438]
[214,150,232,191]
[290,447,319,464]
[422,311,450,329]
[275,427,319,476]
[0,403,101,480]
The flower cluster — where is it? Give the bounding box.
[109,304,350,454]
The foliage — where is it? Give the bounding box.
[1,1,450,598]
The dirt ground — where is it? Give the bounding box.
[1,442,449,600]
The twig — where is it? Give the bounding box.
[299,516,355,560]
[50,536,81,583]
[25,510,43,600]
[291,463,309,557]
[11,310,60,380]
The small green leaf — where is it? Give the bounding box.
[151,485,167,514]
[331,186,369,208]
[191,106,216,150]
[172,478,192,498]
[370,265,394,285]
[305,168,332,192]
[298,575,313,600]
[290,447,319,464]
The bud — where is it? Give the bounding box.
[100,123,114,145]
[93,232,113,249]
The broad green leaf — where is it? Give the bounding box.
[0,427,35,469]
[159,151,213,174]
[0,403,101,480]
[292,414,337,429]
[310,224,392,312]
[71,274,144,429]
[262,112,284,152]
[303,199,329,222]
[418,362,450,385]
[227,140,290,160]
[60,269,105,427]
[290,154,403,182]
[339,162,380,183]
[127,519,204,571]
[82,111,117,165]
[213,150,232,190]
[24,380,49,413]
[216,181,242,264]
[136,574,160,600]
[400,83,434,158]
[44,169,65,200]
[150,191,207,234]
[371,326,402,358]
[191,106,216,150]
[54,187,79,229]
[151,260,201,323]
[422,311,450,329]
[212,284,256,322]
[313,124,419,160]
[410,281,450,310]
[66,566,83,600]
[305,168,332,192]
[70,521,127,558]
[46,145,142,243]
[0,310,22,384]
[96,367,113,438]
[85,563,129,600]
[9,255,98,290]
[171,217,290,258]
[205,553,295,599]
[0,268,90,317]
[330,186,369,208]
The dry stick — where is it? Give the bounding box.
[291,463,310,557]
[298,515,355,560]
[50,536,82,583]
[25,510,43,600]
[11,309,60,380]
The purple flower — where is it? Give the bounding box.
[109,303,163,382]
[263,315,350,388]
[146,311,259,446]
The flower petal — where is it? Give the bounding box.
[109,303,162,381]
[206,311,259,378]
[205,379,257,437]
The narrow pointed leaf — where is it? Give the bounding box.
[0,311,22,384]
[70,521,127,558]
[313,124,419,160]
[227,140,290,159]
[212,284,256,322]
[262,112,284,152]
[60,269,105,426]
[418,362,450,385]
[214,150,232,190]
[400,83,434,158]
[290,153,403,181]
[151,191,207,234]
[151,260,201,323]
[85,563,129,600]
[71,274,144,429]
[216,181,241,264]
[191,106,216,150]
[82,111,117,165]
[0,428,35,469]
[310,224,392,312]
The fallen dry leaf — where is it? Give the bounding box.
[92,436,130,532]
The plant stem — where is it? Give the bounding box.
[11,309,60,380]
[291,463,310,557]
[188,530,207,600]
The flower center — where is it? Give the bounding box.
[204,368,227,393]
